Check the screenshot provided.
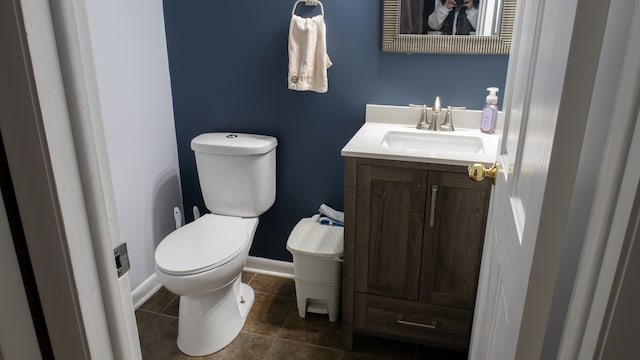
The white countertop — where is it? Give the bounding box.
[341,104,500,167]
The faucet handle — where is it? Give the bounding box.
[409,104,429,130]
[440,106,466,131]
[440,106,454,131]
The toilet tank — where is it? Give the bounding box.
[191,133,277,217]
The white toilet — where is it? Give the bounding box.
[154,132,277,356]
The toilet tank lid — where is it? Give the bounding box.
[191,133,277,155]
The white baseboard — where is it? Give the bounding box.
[245,256,294,279]
[131,273,162,310]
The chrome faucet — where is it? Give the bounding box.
[428,96,441,131]
[410,97,453,131]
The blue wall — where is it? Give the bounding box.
[163,0,508,261]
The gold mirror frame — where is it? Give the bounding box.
[382,0,516,54]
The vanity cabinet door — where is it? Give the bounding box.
[354,163,428,301]
[343,158,492,351]
[420,171,491,310]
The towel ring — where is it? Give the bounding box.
[291,0,324,17]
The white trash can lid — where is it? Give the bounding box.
[286,216,343,257]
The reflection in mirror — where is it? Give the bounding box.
[383,0,514,54]
[401,0,503,36]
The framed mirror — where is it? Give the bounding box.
[382,0,516,54]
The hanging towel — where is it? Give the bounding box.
[288,14,332,93]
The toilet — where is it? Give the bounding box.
[154,132,277,356]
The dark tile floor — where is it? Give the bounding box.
[136,273,467,360]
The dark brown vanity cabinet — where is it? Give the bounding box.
[343,157,491,352]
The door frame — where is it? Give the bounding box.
[558,2,640,356]
[1,0,141,358]
[0,183,42,359]
[1,0,110,357]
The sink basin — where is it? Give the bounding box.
[381,131,485,154]
[341,114,499,166]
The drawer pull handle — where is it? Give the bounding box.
[429,185,438,227]
[397,317,437,329]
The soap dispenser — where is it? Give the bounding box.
[481,87,499,134]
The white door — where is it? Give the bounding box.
[469,0,615,358]
[468,0,546,356]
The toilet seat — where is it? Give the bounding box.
[155,214,258,276]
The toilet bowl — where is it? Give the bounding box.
[155,214,259,356]
[154,132,277,356]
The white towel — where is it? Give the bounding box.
[288,14,332,93]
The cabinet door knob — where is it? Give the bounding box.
[468,162,498,184]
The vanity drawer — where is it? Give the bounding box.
[353,293,472,350]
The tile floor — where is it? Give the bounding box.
[136,272,468,360]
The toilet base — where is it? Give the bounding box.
[176,276,254,356]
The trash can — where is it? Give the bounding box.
[286,215,343,322]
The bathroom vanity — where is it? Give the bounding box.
[341,105,500,352]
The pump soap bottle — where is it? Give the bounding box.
[481,87,499,134]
